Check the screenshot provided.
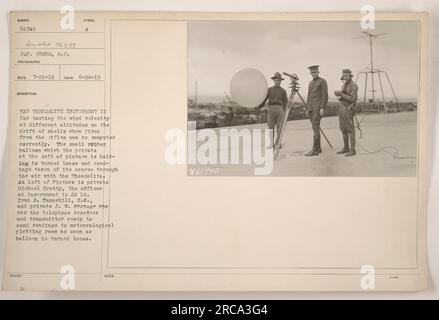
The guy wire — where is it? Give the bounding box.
[353,113,416,160]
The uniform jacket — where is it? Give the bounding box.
[339,79,359,107]
[256,85,288,110]
[307,77,328,111]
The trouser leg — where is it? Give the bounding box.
[312,125,318,149]
[268,108,276,148]
[269,105,284,149]
[348,130,356,152]
[337,130,349,154]
[306,110,321,156]
[345,129,356,157]
[345,109,356,156]
[316,129,322,152]
[312,115,321,151]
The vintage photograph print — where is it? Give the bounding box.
[187,21,419,177]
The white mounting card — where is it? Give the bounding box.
[3,11,429,291]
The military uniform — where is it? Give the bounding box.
[306,66,328,155]
[336,71,358,156]
[256,72,288,146]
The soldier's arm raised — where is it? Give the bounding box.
[340,83,358,102]
[255,91,269,110]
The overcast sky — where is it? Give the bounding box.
[188,21,419,102]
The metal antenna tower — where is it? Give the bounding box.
[355,31,400,113]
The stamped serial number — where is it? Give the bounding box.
[215,304,268,316]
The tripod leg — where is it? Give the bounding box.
[274,93,295,159]
[319,128,334,151]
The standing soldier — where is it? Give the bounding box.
[334,68,359,157]
[305,65,328,156]
[255,72,288,148]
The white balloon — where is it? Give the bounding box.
[230,68,268,108]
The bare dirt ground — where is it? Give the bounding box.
[188,111,417,177]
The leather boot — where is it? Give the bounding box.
[337,134,349,154]
[305,149,319,156]
[345,132,356,157]
[306,134,319,156]
[316,135,322,153]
